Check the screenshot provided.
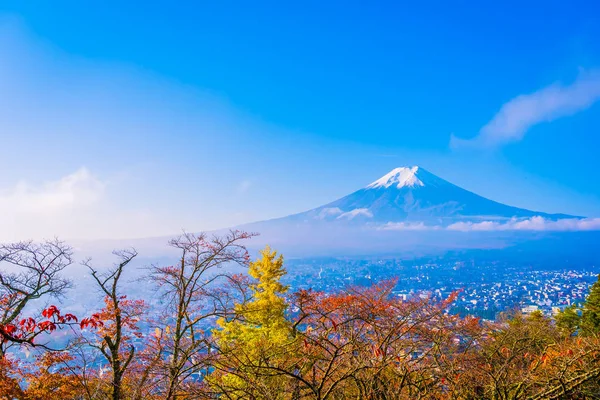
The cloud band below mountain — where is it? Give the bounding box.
[382,216,600,232]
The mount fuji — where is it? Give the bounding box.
[271,166,576,225]
[233,166,595,256]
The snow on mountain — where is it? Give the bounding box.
[366,166,424,189]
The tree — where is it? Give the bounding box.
[0,240,73,356]
[581,274,600,336]
[454,310,600,399]
[460,311,561,399]
[287,281,470,399]
[211,245,293,399]
[84,249,145,400]
[555,304,580,335]
[146,230,254,399]
[556,274,600,337]
[0,357,24,399]
[20,352,87,400]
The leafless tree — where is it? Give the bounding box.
[147,230,255,399]
[0,239,73,356]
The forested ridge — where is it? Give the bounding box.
[1,232,599,399]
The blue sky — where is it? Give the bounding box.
[0,1,599,241]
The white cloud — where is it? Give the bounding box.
[316,207,343,219]
[0,168,181,242]
[381,222,436,231]
[337,208,373,220]
[0,168,104,213]
[447,216,600,232]
[0,168,103,241]
[378,217,600,232]
[451,70,600,148]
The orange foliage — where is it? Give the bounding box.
[21,352,86,400]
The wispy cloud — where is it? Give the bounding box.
[236,179,253,194]
[451,70,600,148]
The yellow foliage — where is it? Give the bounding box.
[210,246,293,398]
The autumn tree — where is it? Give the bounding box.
[211,245,292,399]
[20,351,88,400]
[0,357,24,399]
[0,239,73,356]
[84,249,145,400]
[2,238,599,400]
[0,240,81,399]
[146,231,254,399]
[286,282,475,399]
[452,310,600,399]
[453,311,559,399]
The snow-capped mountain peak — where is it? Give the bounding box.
[367,166,424,189]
